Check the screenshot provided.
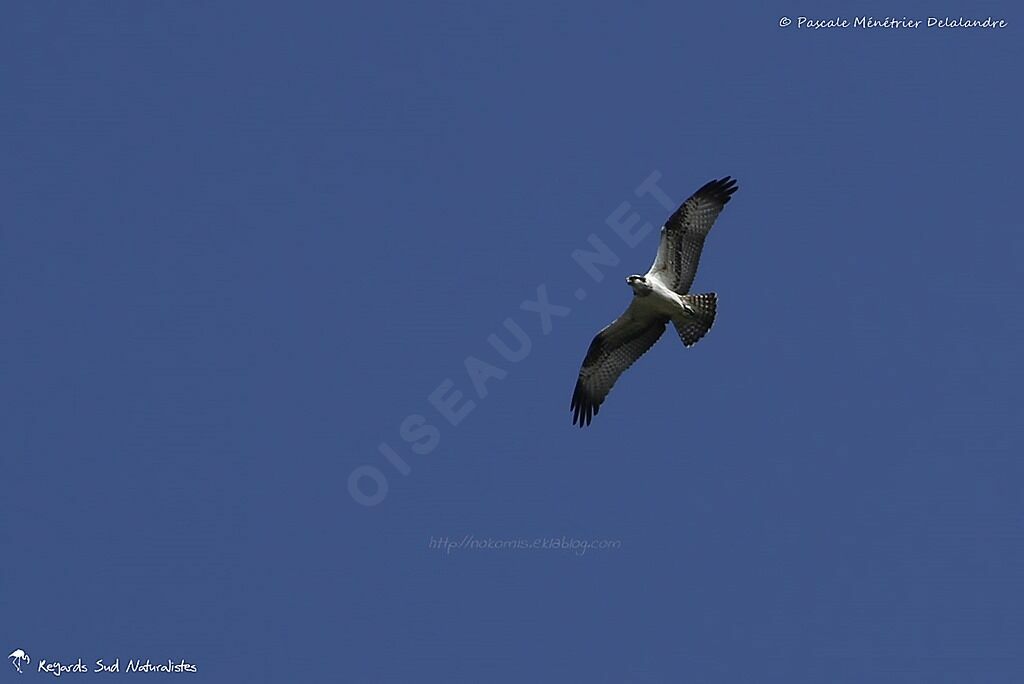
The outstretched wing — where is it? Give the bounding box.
[645,176,738,294]
[570,300,668,427]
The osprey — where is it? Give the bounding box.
[570,176,738,427]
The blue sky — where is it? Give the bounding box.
[2,2,1022,681]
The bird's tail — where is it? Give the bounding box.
[673,293,717,347]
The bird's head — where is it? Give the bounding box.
[626,274,652,296]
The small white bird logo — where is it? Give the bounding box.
[8,649,30,673]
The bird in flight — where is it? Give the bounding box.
[570,176,739,427]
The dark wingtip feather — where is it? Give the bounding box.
[570,378,597,428]
[571,335,610,427]
[696,176,739,206]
